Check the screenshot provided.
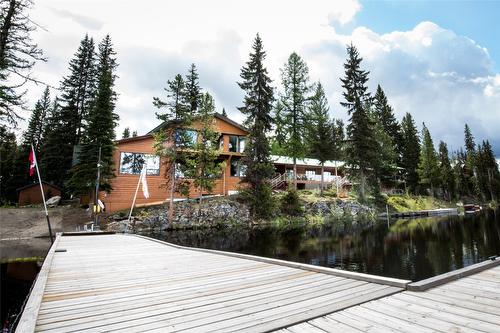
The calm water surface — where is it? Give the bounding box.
[153,208,500,281]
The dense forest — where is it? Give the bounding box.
[1,0,499,215]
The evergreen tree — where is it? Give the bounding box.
[59,35,97,145]
[184,63,202,114]
[276,52,312,189]
[400,112,420,193]
[153,71,192,223]
[340,43,375,203]
[463,124,478,197]
[0,0,44,126]
[477,140,500,201]
[24,87,50,151]
[184,93,223,212]
[66,35,118,196]
[331,119,345,197]
[373,85,402,160]
[237,34,275,219]
[40,98,74,187]
[221,107,227,117]
[418,123,440,195]
[0,126,17,203]
[122,127,130,139]
[371,111,397,197]
[153,74,189,121]
[306,82,333,196]
[438,141,455,201]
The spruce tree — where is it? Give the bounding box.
[67,35,118,196]
[24,87,50,151]
[418,123,440,196]
[371,111,397,197]
[221,107,227,117]
[340,43,375,203]
[373,85,402,161]
[59,35,97,145]
[0,0,44,126]
[438,141,455,201]
[477,140,500,201]
[153,74,189,121]
[275,52,312,189]
[306,82,333,196]
[463,124,479,197]
[0,126,17,203]
[40,98,74,187]
[122,127,130,139]
[153,71,192,223]
[237,34,275,219]
[184,93,223,212]
[400,113,420,193]
[185,63,202,114]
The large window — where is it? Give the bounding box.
[120,152,160,175]
[228,135,246,153]
[175,129,198,148]
[230,157,246,177]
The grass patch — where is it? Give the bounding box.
[387,195,452,212]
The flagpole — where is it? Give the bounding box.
[31,144,54,244]
[127,169,143,228]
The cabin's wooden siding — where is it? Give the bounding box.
[101,118,247,212]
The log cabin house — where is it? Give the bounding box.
[101,113,348,212]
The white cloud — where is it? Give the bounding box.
[15,0,500,155]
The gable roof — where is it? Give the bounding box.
[146,113,248,135]
[16,181,62,193]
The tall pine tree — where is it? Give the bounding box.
[306,82,333,196]
[184,93,223,211]
[237,34,275,219]
[184,63,202,114]
[59,34,97,145]
[0,0,45,126]
[153,74,189,121]
[463,124,479,197]
[438,141,455,201]
[373,85,402,161]
[418,123,440,196]
[67,35,118,196]
[400,112,420,193]
[275,52,311,189]
[340,43,375,203]
[25,86,51,151]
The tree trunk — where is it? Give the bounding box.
[293,157,297,190]
[335,161,339,198]
[359,169,366,203]
[320,163,324,196]
[0,0,16,67]
[168,164,175,224]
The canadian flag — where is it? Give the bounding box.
[29,147,36,176]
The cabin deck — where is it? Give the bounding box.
[16,233,500,332]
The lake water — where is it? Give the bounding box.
[153,208,500,281]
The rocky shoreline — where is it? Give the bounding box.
[104,195,377,232]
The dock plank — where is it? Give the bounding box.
[16,233,406,333]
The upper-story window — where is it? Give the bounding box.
[120,152,160,175]
[175,129,198,148]
[228,135,246,153]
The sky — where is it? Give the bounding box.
[19,0,500,155]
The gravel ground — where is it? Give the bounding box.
[0,206,90,261]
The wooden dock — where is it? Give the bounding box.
[16,233,500,332]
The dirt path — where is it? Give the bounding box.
[0,206,91,261]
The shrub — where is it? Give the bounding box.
[280,190,303,216]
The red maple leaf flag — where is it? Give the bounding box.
[29,147,36,176]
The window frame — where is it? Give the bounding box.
[119,152,160,176]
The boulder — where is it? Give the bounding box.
[46,196,61,208]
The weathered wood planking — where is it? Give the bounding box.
[16,233,407,332]
[281,264,500,332]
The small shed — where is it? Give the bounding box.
[17,182,61,206]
